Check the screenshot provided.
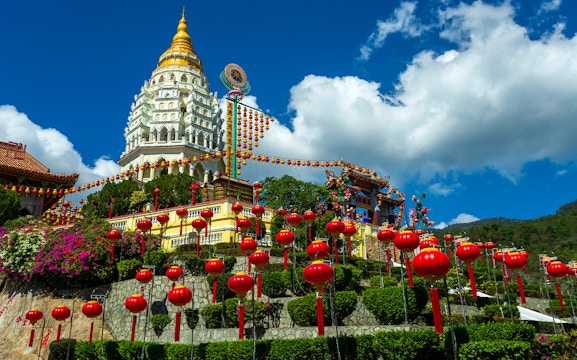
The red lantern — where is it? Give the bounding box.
[504,251,529,304]
[443,234,455,242]
[276,207,288,217]
[547,261,568,311]
[205,258,225,303]
[156,213,169,225]
[286,212,303,227]
[240,236,257,253]
[412,248,450,334]
[153,188,161,211]
[25,309,43,348]
[485,241,497,251]
[377,228,397,247]
[166,266,184,283]
[251,204,265,238]
[236,217,252,235]
[420,236,439,250]
[125,294,147,342]
[493,250,507,263]
[275,229,295,270]
[228,272,255,340]
[106,229,123,263]
[342,222,356,258]
[168,285,193,342]
[303,210,317,242]
[51,305,71,344]
[307,240,331,260]
[325,218,345,264]
[394,230,420,288]
[136,219,153,232]
[191,218,207,256]
[82,301,103,344]
[249,250,270,298]
[303,260,334,337]
[456,242,481,299]
[176,207,188,236]
[135,268,154,291]
[200,208,214,237]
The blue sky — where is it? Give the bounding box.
[1,0,577,228]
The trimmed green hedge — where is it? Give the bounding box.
[361,284,428,325]
[458,340,532,359]
[286,291,358,326]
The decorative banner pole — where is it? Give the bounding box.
[456,242,481,299]
[205,258,225,303]
[136,219,153,259]
[249,250,270,298]
[124,294,147,342]
[228,272,255,340]
[25,308,43,348]
[303,260,334,336]
[51,305,71,344]
[81,301,103,344]
[325,218,345,264]
[275,230,295,270]
[504,251,529,304]
[412,247,450,334]
[168,285,193,342]
[191,218,207,256]
[303,210,317,243]
[394,230,420,288]
[342,220,357,259]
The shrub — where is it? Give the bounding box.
[262,271,287,298]
[443,325,469,359]
[48,339,77,360]
[281,266,314,296]
[165,343,205,360]
[458,340,531,359]
[361,284,427,325]
[145,343,166,360]
[355,334,377,360]
[483,304,520,319]
[286,291,357,326]
[179,253,206,275]
[372,329,443,360]
[144,250,168,274]
[205,340,271,360]
[369,274,399,288]
[117,340,142,359]
[467,321,536,342]
[150,314,171,336]
[74,341,98,360]
[184,308,199,329]
[202,303,227,328]
[268,338,330,360]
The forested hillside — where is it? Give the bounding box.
[433,199,577,271]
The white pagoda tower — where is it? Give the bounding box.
[118,11,225,184]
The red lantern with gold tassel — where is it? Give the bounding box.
[325,218,345,264]
[205,258,225,303]
[168,285,193,342]
[251,204,265,238]
[275,230,295,270]
[200,208,213,238]
[191,218,207,256]
[106,229,122,263]
[240,236,258,272]
[124,294,147,342]
[136,219,153,258]
[303,210,317,242]
[342,221,357,258]
[394,230,420,288]
[412,248,450,334]
[176,207,188,236]
[153,188,160,211]
[504,251,528,304]
[303,260,334,336]
[81,301,103,344]
[25,308,43,348]
[456,242,481,299]
[547,261,568,311]
[228,272,255,340]
[307,240,330,260]
[51,305,71,344]
[135,268,154,295]
[249,250,270,298]
[231,202,243,232]
[377,227,397,274]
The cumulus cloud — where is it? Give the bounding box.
[0,105,120,192]
[435,213,480,229]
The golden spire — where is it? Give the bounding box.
[157,11,202,70]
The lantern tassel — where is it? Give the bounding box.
[212,278,218,303]
[501,265,508,287]
[110,245,115,264]
[179,220,183,236]
[467,263,478,299]
[316,293,325,336]
[238,304,245,340]
[308,224,312,242]
[405,257,414,288]
[88,322,94,344]
[257,273,262,298]
[516,275,526,304]
[130,315,136,342]
[555,283,565,310]
[283,248,288,270]
[154,195,158,211]
[196,233,201,256]
[28,329,35,348]
[386,249,391,275]
[141,234,145,259]
[256,219,261,238]
[56,323,62,344]
[175,311,181,342]
[430,288,443,334]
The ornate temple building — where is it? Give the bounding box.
[0,141,78,217]
[118,11,225,185]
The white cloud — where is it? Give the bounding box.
[358,1,427,61]
[435,212,480,229]
[0,105,120,196]
[539,0,562,14]
[427,182,460,196]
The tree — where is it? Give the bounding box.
[144,173,196,209]
[0,187,21,225]
[83,180,140,218]
[259,175,330,214]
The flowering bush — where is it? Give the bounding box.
[0,218,48,280]
[531,334,557,360]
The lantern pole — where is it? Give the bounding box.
[442,275,459,360]
[398,252,409,325]
[450,238,468,324]
[91,288,108,359]
[566,275,577,325]
[140,267,155,360]
[328,259,342,360]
